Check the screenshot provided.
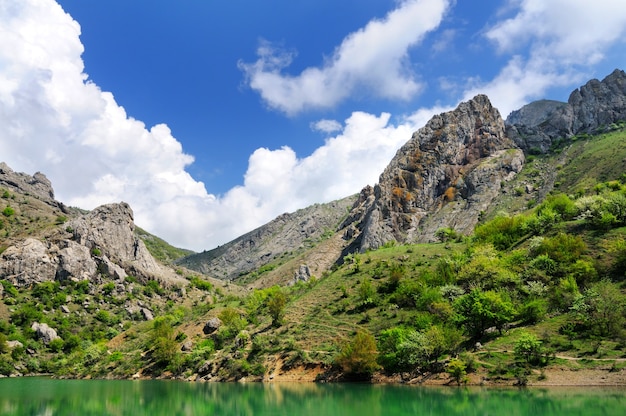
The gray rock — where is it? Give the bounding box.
[348,95,523,251]
[31,322,60,345]
[55,241,97,282]
[68,203,184,286]
[506,69,626,153]
[60,305,70,314]
[203,317,222,334]
[140,308,154,321]
[0,238,57,286]
[181,340,193,351]
[7,340,23,349]
[0,162,56,202]
[292,264,311,285]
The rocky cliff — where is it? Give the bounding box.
[507,69,626,152]
[343,95,524,251]
[0,167,185,287]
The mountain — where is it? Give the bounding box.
[177,195,357,283]
[0,163,186,288]
[2,69,626,385]
[506,69,626,153]
[179,69,626,283]
[343,94,524,252]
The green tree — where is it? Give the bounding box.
[377,326,411,371]
[453,289,515,339]
[150,317,178,368]
[571,280,625,337]
[514,332,543,365]
[357,278,376,307]
[266,290,287,327]
[446,358,467,385]
[335,329,380,378]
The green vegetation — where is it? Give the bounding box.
[135,226,194,264]
[1,128,626,384]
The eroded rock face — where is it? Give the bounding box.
[0,238,57,286]
[0,162,60,207]
[0,201,184,287]
[346,95,524,251]
[506,69,626,152]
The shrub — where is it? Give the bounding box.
[334,329,379,378]
[514,332,544,365]
[474,214,527,250]
[2,206,14,217]
[266,290,287,327]
[446,358,468,385]
[518,299,547,324]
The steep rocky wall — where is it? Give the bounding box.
[506,69,626,152]
[345,95,524,251]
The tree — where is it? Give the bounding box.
[514,332,543,365]
[571,280,625,337]
[453,289,515,339]
[266,290,287,327]
[150,317,178,367]
[335,329,380,378]
[446,358,467,385]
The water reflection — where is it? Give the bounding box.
[0,378,624,416]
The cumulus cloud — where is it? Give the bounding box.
[0,0,426,251]
[465,0,626,117]
[239,0,450,115]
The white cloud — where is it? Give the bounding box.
[466,0,626,117]
[0,0,426,251]
[311,119,342,134]
[239,0,450,115]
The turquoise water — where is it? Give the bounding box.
[0,378,624,415]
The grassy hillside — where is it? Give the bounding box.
[135,226,194,264]
[1,129,626,384]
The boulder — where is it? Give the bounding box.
[203,317,222,334]
[140,308,154,321]
[31,322,60,345]
[292,264,311,285]
[7,340,23,349]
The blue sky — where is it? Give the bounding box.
[1,0,625,251]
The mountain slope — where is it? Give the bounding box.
[177,195,357,282]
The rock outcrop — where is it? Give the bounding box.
[0,200,185,287]
[507,69,626,152]
[0,162,65,211]
[344,95,524,251]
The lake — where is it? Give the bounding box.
[0,378,624,415]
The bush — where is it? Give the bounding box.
[334,329,380,378]
[453,289,515,339]
[474,215,527,250]
[518,299,547,324]
[446,358,468,385]
[514,332,545,365]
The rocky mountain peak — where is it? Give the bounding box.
[506,69,626,152]
[0,162,59,208]
[344,95,524,251]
